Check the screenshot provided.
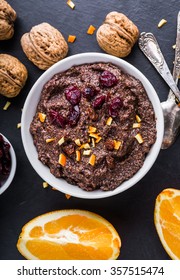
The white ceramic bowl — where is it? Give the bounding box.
[21,53,164,199]
[0,134,16,195]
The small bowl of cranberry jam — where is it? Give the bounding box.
[0,134,16,195]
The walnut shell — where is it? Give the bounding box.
[0,0,16,40]
[96,12,139,57]
[21,22,68,70]
[0,54,28,98]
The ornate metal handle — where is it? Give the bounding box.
[168,11,180,99]
[172,11,180,82]
[139,32,180,101]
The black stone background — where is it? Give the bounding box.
[0,0,179,260]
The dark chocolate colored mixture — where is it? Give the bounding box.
[30,63,156,191]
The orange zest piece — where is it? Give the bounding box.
[79,143,90,150]
[95,136,102,143]
[75,139,81,146]
[106,117,113,126]
[43,182,49,188]
[89,154,96,166]
[3,101,11,110]
[158,19,167,28]
[16,209,121,260]
[135,114,141,123]
[68,35,76,43]
[76,150,81,161]
[87,25,96,35]
[154,188,180,260]
[135,133,144,144]
[88,126,97,133]
[65,194,71,199]
[133,123,141,128]
[91,138,95,147]
[89,132,99,139]
[38,112,46,123]
[58,153,66,167]
[83,150,91,156]
[114,140,121,150]
[58,136,65,146]
[46,138,55,143]
[67,0,75,9]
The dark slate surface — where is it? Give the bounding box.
[0,0,179,260]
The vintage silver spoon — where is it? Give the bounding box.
[161,11,180,149]
[139,28,180,149]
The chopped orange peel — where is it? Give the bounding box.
[17,123,21,129]
[135,114,141,123]
[83,150,91,156]
[89,132,99,139]
[75,139,81,146]
[114,140,121,150]
[46,138,55,143]
[89,154,96,166]
[58,136,65,146]
[133,123,141,128]
[68,35,76,43]
[106,117,113,126]
[3,101,11,110]
[79,143,90,150]
[65,194,71,199]
[43,182,49,188]
[38,112,46,123]
[95,136,102,143]
[76,150,81,161]
[88,126,97,133]
[87,25,96,35]
[67,0,75,9]
[158,19,167,28]
[59,153,66,166]
[91,138,95,147]
[135,133,144,144]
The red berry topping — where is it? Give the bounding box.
[83,87,97,100]
[65,86,81,105]
[92,95,106,109]
[108,97,122,117]
[99,71,118,87]
[49,110,67,128]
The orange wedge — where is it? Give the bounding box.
[17,209,121,260]
[154,188,180,259]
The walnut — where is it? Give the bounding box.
[0,54,28,98]
[0,0,16,40]
[96,12,139,57]
[21,22,68,70]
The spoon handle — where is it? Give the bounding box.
[139,32,180,101]
[168,11,180,99]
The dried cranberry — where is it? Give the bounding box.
[65,85,81,105]
[68,105,80,127]
[108,97,123,117]
[92,95,106,109]
[49,110,67,128]
[83,87,97,100]
[99,71,118,87]
[0,135,11,186]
